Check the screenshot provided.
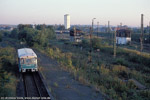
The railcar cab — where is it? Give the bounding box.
[18,48,38,72]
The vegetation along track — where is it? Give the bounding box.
[22,72,51,100]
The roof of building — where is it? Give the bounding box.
[64,14,69,16]
[116,29,131,33]
[18,48,37,58]
[116,29,131,37]
[70,28,82,36]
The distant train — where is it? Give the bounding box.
[18,48,38,72]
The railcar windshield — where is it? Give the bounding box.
[20,58,24,64]
[20,58,36,65]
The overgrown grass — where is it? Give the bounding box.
[34,37,150,100]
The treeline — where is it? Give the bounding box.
[10,24,56,47]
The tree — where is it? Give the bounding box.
[0,31,2,42]
[36,24,46,30]
[17,24,56,47]
[18,24,33,31]
[10,28,19,39]
[18,27,35,46]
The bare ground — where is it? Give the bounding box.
[35,50,105,100]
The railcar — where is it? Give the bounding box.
[18,48,38,72]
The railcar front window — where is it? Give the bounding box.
[20,58,24,64]
[25,58,36,64]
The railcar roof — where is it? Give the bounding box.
[18,48,37,58]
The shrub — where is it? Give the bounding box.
[47,48,54,58]
[100,64,110,75]
[139,90,150,99]
[112,65,128,73]
[81,39,90,47]
[91,38,101,49]
[114,58,128,66]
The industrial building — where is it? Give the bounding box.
[64,14,70,30]
[116,28,131,44]
[70,28,82,42]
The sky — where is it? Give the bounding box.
[0,0,150,27]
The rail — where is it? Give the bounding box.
[22,72,51,100]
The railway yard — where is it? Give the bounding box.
[1,0,150,100]
[0,25,150,100]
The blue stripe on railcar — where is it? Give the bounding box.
[22,64,36,69]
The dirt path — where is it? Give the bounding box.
[35,50,104,100]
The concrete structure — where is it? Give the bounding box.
[116,29,131,45]
[64,14,70,29]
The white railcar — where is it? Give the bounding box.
[18,48,38,72]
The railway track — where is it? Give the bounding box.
[22,72,51,100]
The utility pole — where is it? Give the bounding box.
[108,21,110,33]
[89,18,96,63]
[113,28,116,58]
[105,24,107,33]
[140,14,144,52]
[149,21,150,44]
[89,27,92,63]
[97,22,99,37]
[120,23,122,28]
[108,21,110,39]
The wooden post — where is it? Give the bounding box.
[97,22,99,37]
[89,27,92,62]
[149,21,150,44]
[114,29,116,58]
[108,21,111,41]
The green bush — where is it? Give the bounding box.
[114,58,129,67]
[91,38,101,49]
[0,47,17,96]
[82,39,90,48]
[139,90,150,99]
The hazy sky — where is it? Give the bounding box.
[0,0,150,26]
